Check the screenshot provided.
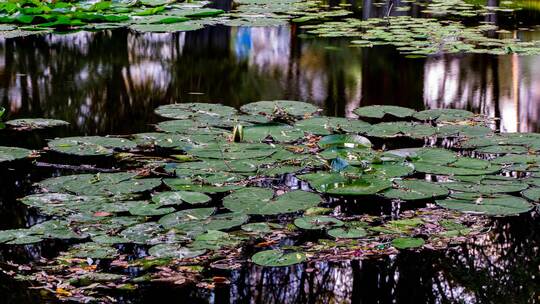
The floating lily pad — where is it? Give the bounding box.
[294,117,371,135]
[223,189,322,215]
[48,136,137,156]
[382,180,449,201]
[69,242,118,259]
[190,230,243,250]
[251,249,307,267]
[321,176,392,196]
[328,227,367,239]
[152,191,211,205]
[38,173,161,196]
[158,208,215,229]
[148,244,206,259]
[354,105,416,119]
[319,134,372,149]
[0,146,33,163]
[294,216,344,230]
[436,195,533,215]
[414,109,475,122]
[188,142,276,160]
[243,123,304,142]
[5,118,69,130]
[392,237,425,249]
[155,103,237,120]
[240,100,319,118]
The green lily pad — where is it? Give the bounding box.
[328,227,367,239]
[321,176,392,196]
[158,207,215,229]
[5,118,69,130]
[319,134,372,149]
[414,109,475,122]
[48,136,136,156]
[148,244,206,259]
[128,203,175,216]
[188,142,276,160]
[69,242,118,259]
[38,173,161,196]
[382,180,449,201]
[251,249,307,267]
[294,216,344,230]
[0,146,33,163]
[154,103,237,120]
[436,195,533,216]
[190,230,243,250]
[152,191,211,205]
[392,237,425,249]
[243,123,304,142]
[353,105,416,119]
[240,100,319,118]
[294,116,371,135]
[223,189,322,215]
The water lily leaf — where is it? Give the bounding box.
[188,142,276,160]
[5,118,69,130]
[475,145,529,154]
[392,237,425,249]
[120,222,163,244]
[366,122,436,139]
[132,132,193,150]
[414,109,474,122]
[382,180,449,201]
[0,229,37,244]
[128,202,175,216]
[243,123,304,142]
[328,227,367,239]
[294,116,371,135]
[0,146,33,163]
[522,187,540,202]
[158,208,215,229]
[38,173,161,196]
[223,189,322,215]
[414,158,501,176]
[369,162,415,178]
[163,178,242,193]
[321,176,392,196]
[155,103,237,120]
[353,105,416,119]
[436,195,533,216]
[48,136,136,156]
[387,147,457,165]
[294,216,344,230]
[173,212,249,233]
[69,242,118,259]
[240,100,319,118]
[319,134,371,149]
[251,249,307,267]
[152,191,211,205]
[190,230,243,250]
[241,222,273,233]
[148,244,206,259]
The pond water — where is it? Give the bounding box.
[1,0,540,303]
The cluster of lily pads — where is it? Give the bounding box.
[0,0,230,36]
[1,101,539,301]
[302,16,540,56]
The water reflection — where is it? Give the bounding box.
[228,215,540,303]
[1,21,540,135]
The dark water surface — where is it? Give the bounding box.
[1,0,540,303]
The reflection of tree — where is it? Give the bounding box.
[230,216,540,303]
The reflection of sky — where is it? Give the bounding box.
[1,26,540,133]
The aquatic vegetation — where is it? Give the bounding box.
[2,101,540,301]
